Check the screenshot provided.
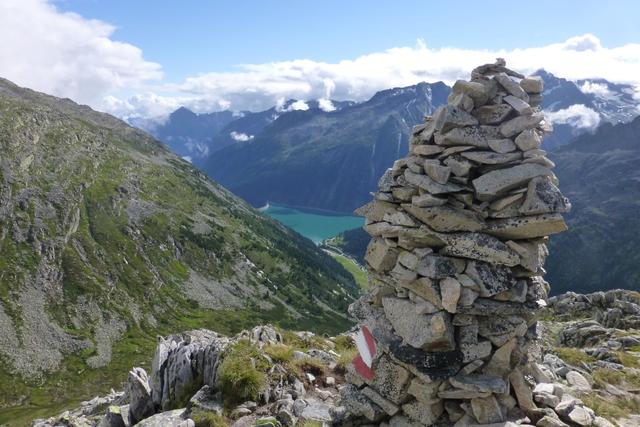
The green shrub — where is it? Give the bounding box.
[219,341,267,407]
[191,409,229,427]
[264,343,294,363]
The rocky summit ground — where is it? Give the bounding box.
[26,289,640,427]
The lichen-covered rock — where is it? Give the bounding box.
[348,59,570,426]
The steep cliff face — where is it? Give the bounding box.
[0,78,359,419]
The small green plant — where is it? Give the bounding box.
[264,343,294,363]
[614,351,640,369]
[580,393,640,419]
[219,341,268,407]
[333,335,354,352]
[553,347,596,366]
[592,367,640,389]
[336,347,358,373]
[191,409,229,427]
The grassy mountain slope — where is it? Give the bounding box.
[0,78,359,422]
[203,82,451,213]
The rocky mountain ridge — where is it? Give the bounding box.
[28,289,640,427]
[0,78,359,423]
[198,71,637,214]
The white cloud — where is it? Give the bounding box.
[545,104,601,130]
[318,98,336,112]
[0,0,161,108]
[111,33,639,120]
[229,131,254,142]
[0,5,638,125]
[579,81,612,97]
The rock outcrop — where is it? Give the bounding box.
[346,59,570,425]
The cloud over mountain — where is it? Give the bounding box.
[0,2,637,121]
[0,0,162,106]
[108,34,640,120]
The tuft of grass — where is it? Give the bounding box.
[614,351,640,369]
[553,347,596,366]
[191,409,229,427]
[218,341,268,408]
[581,393,640,420]
[264,344,294,363]
[593,368,640,389]
[333,335,354,352]
[336,348,358,373]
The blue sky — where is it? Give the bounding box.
[1,0,639,119]
[55,0,640,82]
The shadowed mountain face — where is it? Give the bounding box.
[187,73,635,214]
[148,107,239,162]
[546,116,640,294]
[203,82,451,212]
[0,78,359,420]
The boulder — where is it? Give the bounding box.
[126,368,155,424]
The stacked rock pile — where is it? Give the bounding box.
[344,59,571,426]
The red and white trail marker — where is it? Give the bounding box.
[352,325,376,380]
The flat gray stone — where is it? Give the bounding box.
[438,126,501,147]
[439,232,520,266]
[470,395,505,424]
[402,400,444,426]
[503,94,533,115]
[515,128,543,150]
[494,73,529,101]
[486,213,568,239]
[520,76,544,93]
[433,105,478,133]
[404,169,463,194]
[382,297,455,351]
[365,238,399,272]
[452,80,490,106]
[424,162,451,184]
[440,277,462,313]
[500,113,544,137]
[466,261,518,297]
[519,176,571,215]
[450,374,508,394]
[411,193,447,207]
[473,104,513,125]
[403,204,485,232]
[488,138,517,153]
[415,254,465,279]
[472,163,554,201]
[461,151,522,165]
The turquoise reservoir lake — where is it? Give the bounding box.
[263,204,364,244]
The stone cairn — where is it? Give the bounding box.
[344,59,571,426]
